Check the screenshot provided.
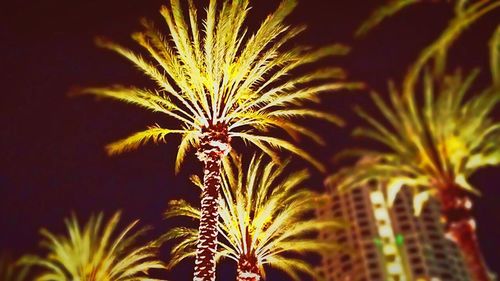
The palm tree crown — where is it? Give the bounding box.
[20,212,165,281]
[330,68,500,213]
[164,154,341,281]
[328,22,500,280]
[77,0,359,172]
[331,0,500,217]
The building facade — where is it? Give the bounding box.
[316,182,471,281]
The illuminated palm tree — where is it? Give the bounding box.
[76,1,358,279]
[20,212,165,281]
[0,254,30,281]
[164,154,341,281]
[331,3,500,281]
[328,26,500,281]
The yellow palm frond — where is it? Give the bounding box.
[20,212,165,281]
[74,86,196,126]
[0,254,30,281]
[230,132,326,172]
[106,125,192,156]
[491,25,500,84]
[356,0,500,96]
[355,0,420,37]
[330,68,500,212]
[331,1,499,213]
[403,0,500,95]
[164,154,342,280]
[77,0,359,170]
[175,131,199,174]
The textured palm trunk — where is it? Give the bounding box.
[193,123,231,281]
[236,254,261,281]
[439,187,492,281]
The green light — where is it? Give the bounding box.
[395,234,404,245]
[373,237,383,248]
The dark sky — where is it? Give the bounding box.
[1,0,499,280]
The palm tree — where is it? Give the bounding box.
[20,212,165,281]
[0,254,30,281]
[328,26,500,280]
[164,154,341,281]
[76,0,358,279]
[329,2,500,281]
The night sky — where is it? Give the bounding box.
[1,0,499,280]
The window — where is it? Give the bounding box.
[411,257,422,264]
[413,267,425,275]
[398,215,409,221]
[408,247,418,254]
[368,262,379,269]
[341,264,352,272]
[370,272,381,280]
[361,229,371,237]
[340,254,351,262]
[401,224,411,231]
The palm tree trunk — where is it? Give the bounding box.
[440,187,492,281]
[448,220,492,281]
[193,123,231,281]
[193,155,222,281]
[236,255,261,281]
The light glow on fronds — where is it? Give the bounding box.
[328,68,500,214]
[332,3,500,214]
[164,154,342,280]
[355,0,420,37]
[0,254,30,281]
[105,125,194,156]
[20,212,165,281]
[491,25,500,84]
[78,0,362,172]
[356,0,500,94]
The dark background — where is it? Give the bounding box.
[1,0,499,280]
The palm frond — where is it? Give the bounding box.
[164,154,341,280]
[332,68,500,212]
[77,0,358,171]
[355,0,500,95]
[403,1,500,95]
[105,125,190,156]
[230,132,325,172]
[490,25,500,84]
[355,0,420,37]
[20,212,165,281]
[175,131,199,174]
[0,254,31,281]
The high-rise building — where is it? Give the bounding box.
[316,181,471,281]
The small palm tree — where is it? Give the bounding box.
[164,154,341,281]
[20,212,165,281]
[0,254,30,281]
[76,0,358,279]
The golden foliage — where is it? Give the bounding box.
[164,154,342,280]
[356,0,500,93]
[0,254,30,281]
[20,212,166,281]
[329,0,500,214]
[329,69,499,214]
[78,0,362,172]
